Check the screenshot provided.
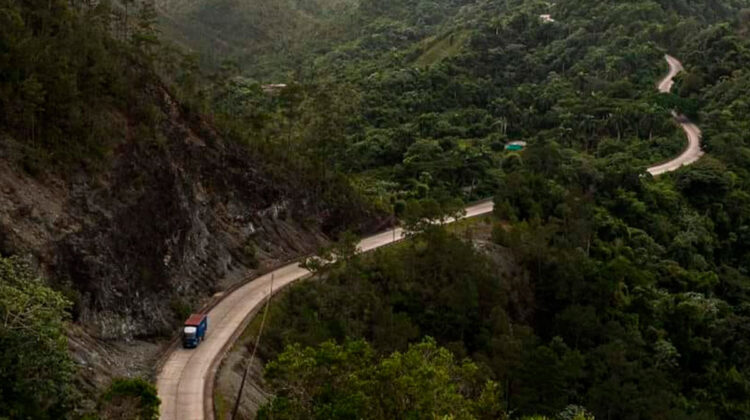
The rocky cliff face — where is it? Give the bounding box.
[0,86,384,341]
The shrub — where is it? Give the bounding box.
[99,378,160,420]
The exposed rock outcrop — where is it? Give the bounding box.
[0,87,384,341]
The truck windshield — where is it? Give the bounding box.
[183,326,197,338]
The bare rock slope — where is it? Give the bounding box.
[0,86,382,379]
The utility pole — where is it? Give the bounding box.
[231,274,274,420]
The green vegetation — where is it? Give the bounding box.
[262,227,505,356]
[214,389,230,420]
[0,256,164,420]
[157,0,353,74]
[0,0,382,416]
[5,0,750,417]
[243,239,260,269]
[98,378,160,420]
[414,30,471,67]
[0,256,74,418]
[206,0,750,418]
[259,338,503,419]
[0,0,165,171]
[156,0,463,78]
[188,0,732,208]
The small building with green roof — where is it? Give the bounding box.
[504,141,527,151]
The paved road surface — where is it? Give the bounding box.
[157,55,702,420]
[647,55,704,175]
[657,54,683,93]
[157,199,494,420]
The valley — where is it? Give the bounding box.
[2,0,750,419]
[161,51,702,419]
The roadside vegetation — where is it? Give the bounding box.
[0,0,377,417]
[0,255,160,419]
[4,0,750,418]
[0,256,73,418]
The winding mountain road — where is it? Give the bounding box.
[658,54,683,93]
[647,55,704,176]
[157,201,494,420]
[156,55,701,420]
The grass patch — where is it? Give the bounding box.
[446,212,496,237]
[414,30,470,67]
[214,388,227,420]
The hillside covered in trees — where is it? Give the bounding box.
[3,0,750,418]
[0,0,385,417]
[164,0,749,208]
[202,0,750,419]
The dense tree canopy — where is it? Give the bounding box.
[225,0,750,418]
[5,0,750,417]
[259,338,504,420]
[0,256,73,418]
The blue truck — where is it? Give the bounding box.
[183,314,208,348]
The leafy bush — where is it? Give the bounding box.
[99,378,160,420]
[243,239,260,269]
[0,256,73,418]
[259,338,504,420]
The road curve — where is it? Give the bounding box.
[158,55,699,420]
[657,54,683,93]
[156,199,495,420]
[647,55,704,176]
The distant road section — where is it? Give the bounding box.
[657,55,684,93]
[647,55,704,176]
[156,199,494,420]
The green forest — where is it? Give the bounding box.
[218,0,750,418]
[3,0,750,418]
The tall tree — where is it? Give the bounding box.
[0,256,73,418]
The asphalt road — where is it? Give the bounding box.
[647,55,704,176]
[157,55,701,420]
[156,199,494,420]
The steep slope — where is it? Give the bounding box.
[0,82,384,387]
[208,52,704,420]
[158,200,493,419]
[186,0,750,418]
[154,0,473,78]
[2,89,366,339]
[155,0,357,76]
[0,0,386,406]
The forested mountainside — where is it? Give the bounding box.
[199,0,750,419]
[155,0,358,76]
[3,0,750,418]
[156,0,747,80]
[0,1,384,417]
[162,0,750,205]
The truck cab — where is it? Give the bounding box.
[183,314,208,349]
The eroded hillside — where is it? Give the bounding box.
[0,1,386,411]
